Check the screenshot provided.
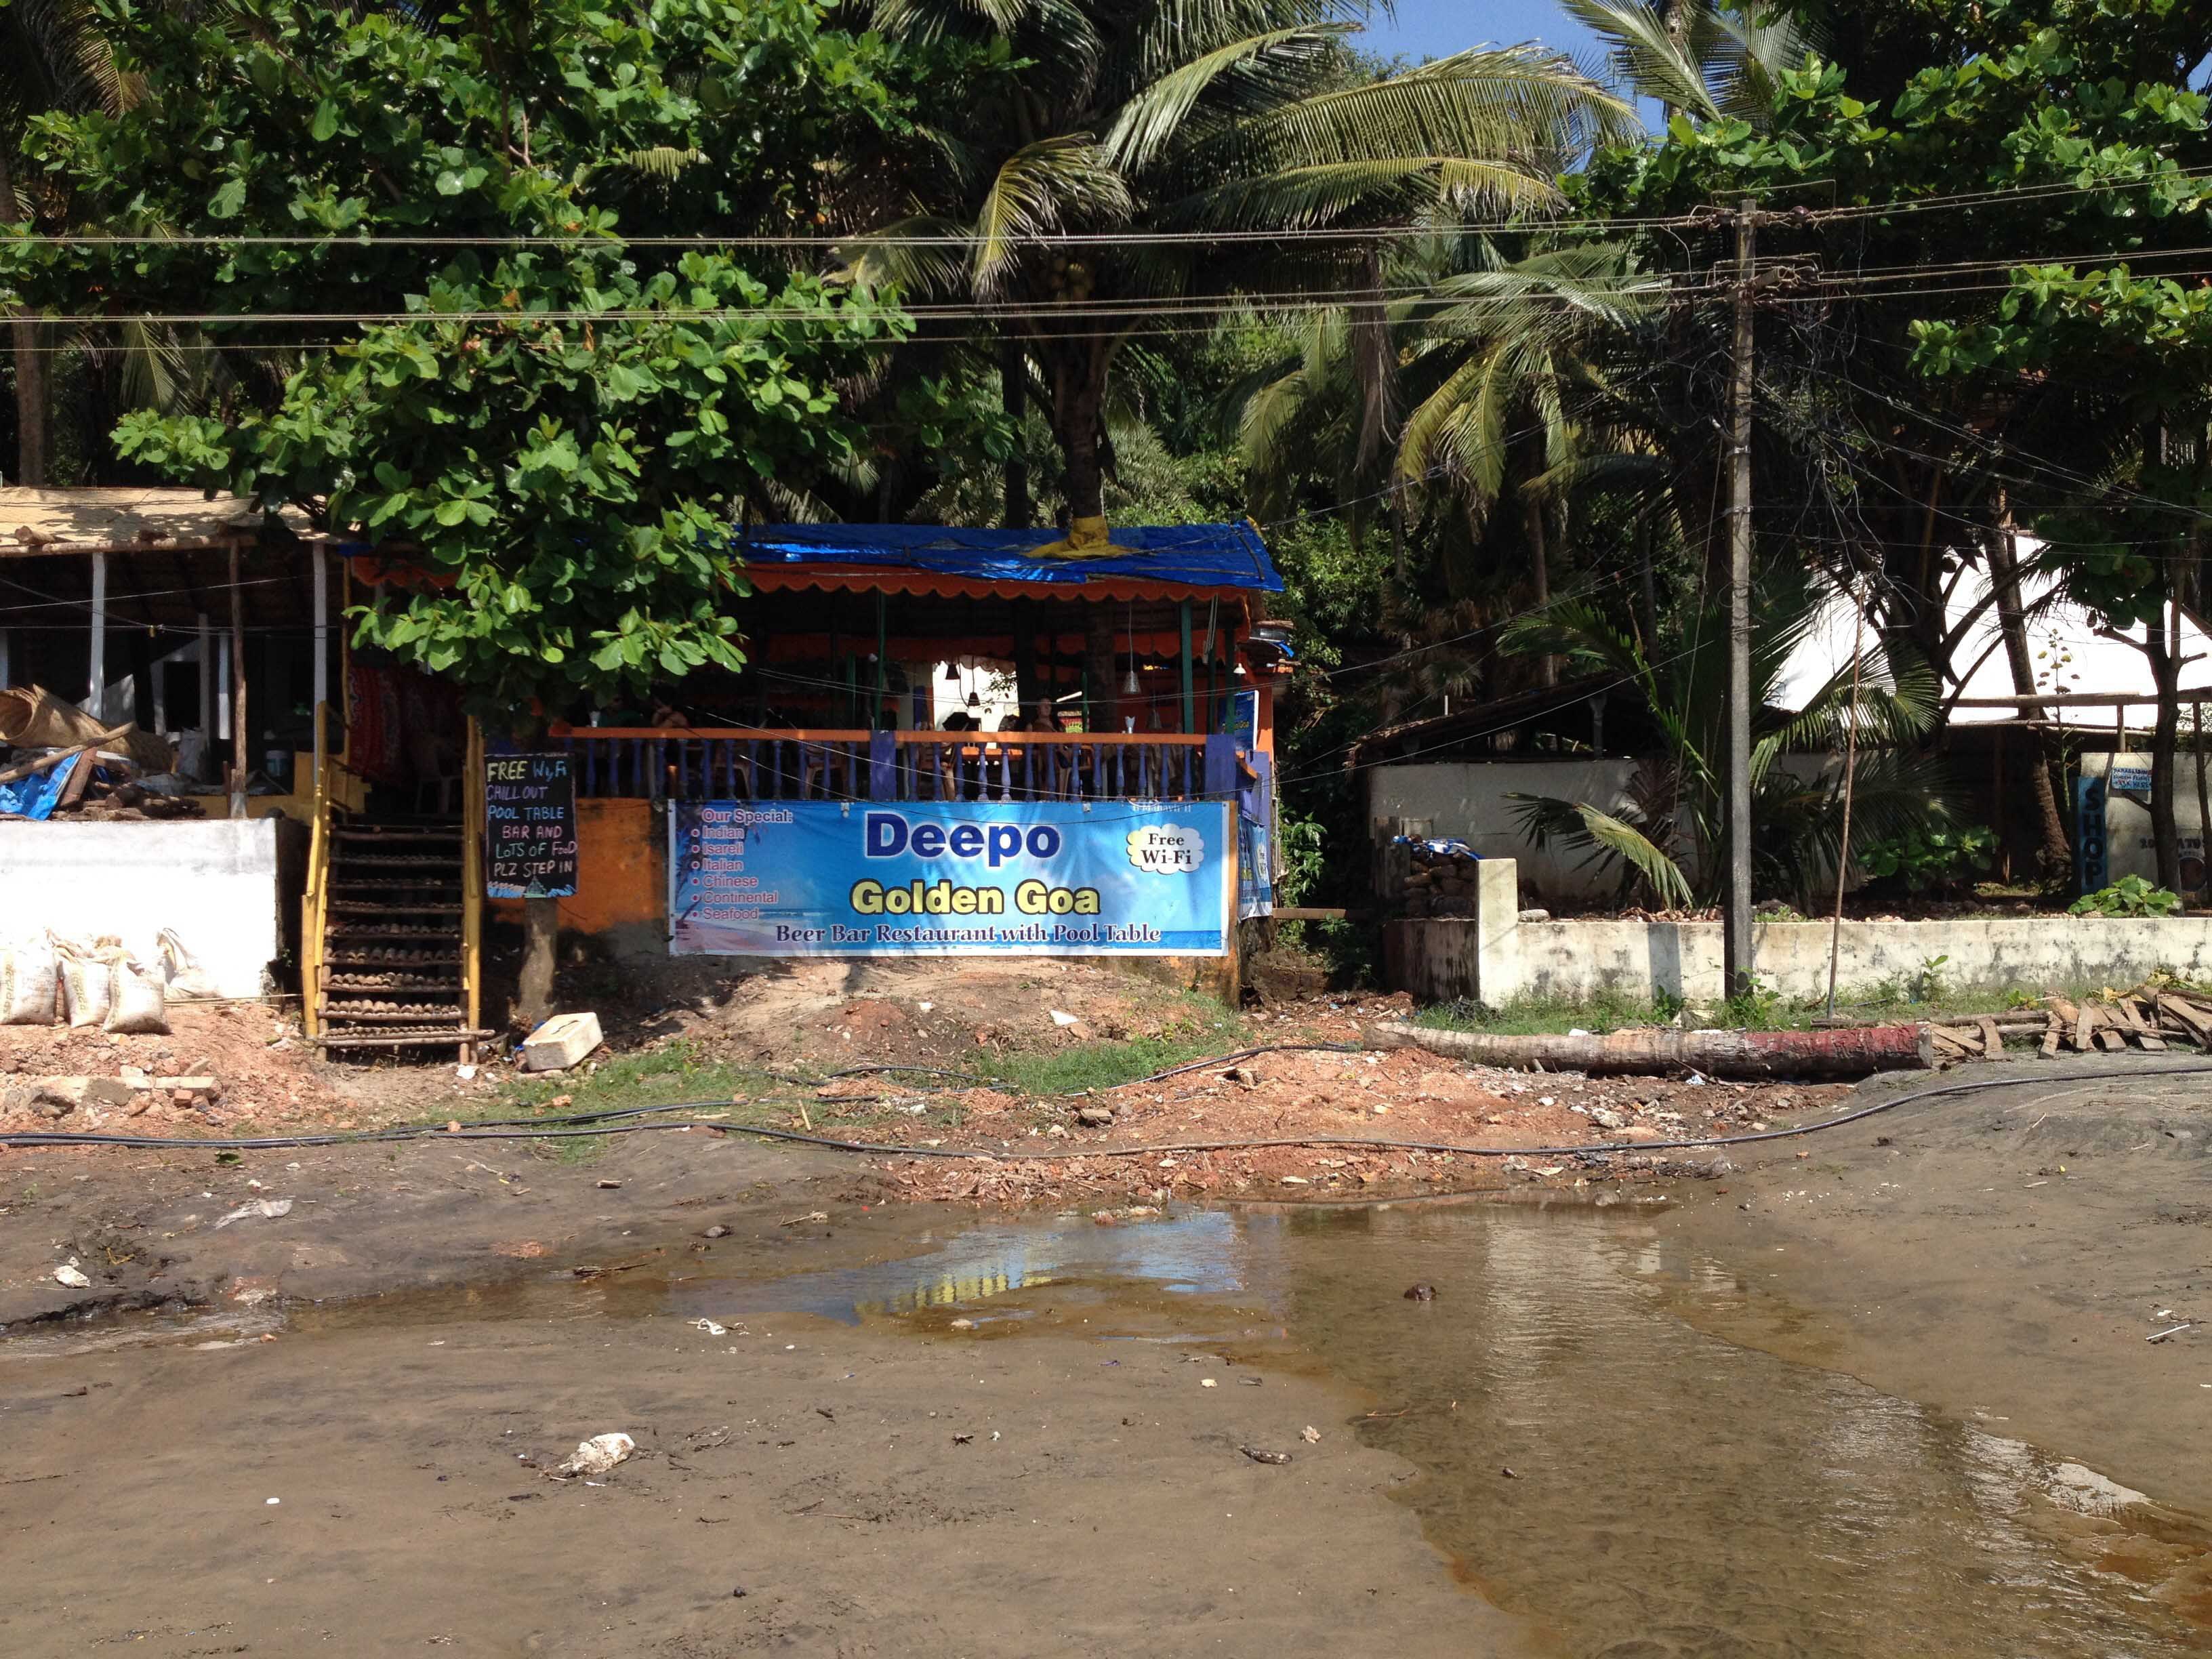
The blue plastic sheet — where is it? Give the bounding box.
[0,752,81,819]
[736,523,1284,592]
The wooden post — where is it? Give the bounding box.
[228,541,247,819]
[302,699,328,1043]
[339,558,352,768]
[87,552,106,718]
[312,544,329,782]
[1179,600,1195,735]
[1723,196,1757,1001]
[197,611,213,782]
[874,592,888,731]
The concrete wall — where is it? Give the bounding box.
[1368,758,1829,904]
[0,819,289,997]
[1369,760,1640,903]
[1383,858,2212,1006]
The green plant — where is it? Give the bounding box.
[1910,953,1950,1004]
[1720,973,1784,1028]
[1275,812,1327,909]
[1505,566,1955,911]
[2069,877,2183,919]
[1859,824,1999,895]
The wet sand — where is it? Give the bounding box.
[1660,1057,2212,1513]
[1,1159,1519,1659]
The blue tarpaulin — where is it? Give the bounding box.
[0,752,81,820]
[736,523,1283,593]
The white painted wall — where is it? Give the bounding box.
[0,819,282,998]
[1368,758,1830,904]
[1382,857,2212,1006]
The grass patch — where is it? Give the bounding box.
[1414,994,1662,1036]
[495,1039,778,1118]
[981,1032,1234,1097]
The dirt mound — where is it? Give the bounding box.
[854,1040,1849,1206]
[0,1003,345,1134]
[575,957,1220,1071]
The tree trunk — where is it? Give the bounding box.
[1985,510,2070,877]
[1050,341,1109,530]
[1377,1019,1933,1080]
[1525,495,1556,688]
[1000,337,1032,530]
[518,898,557,1031]
[0,151,48,487]
[2150,608,2184,893]
[514,711,558,1029]
[1084,606,1120,733]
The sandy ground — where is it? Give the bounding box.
[0,1136,1522,1659]
[1661,1054,2212,1515]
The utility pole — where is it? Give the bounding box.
[1723,197,1757,1002]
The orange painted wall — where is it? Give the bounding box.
[487,797,663,941]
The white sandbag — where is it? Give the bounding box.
[60,954,113,1029]
[0,943,59,1025]
[157,928,220,1000]
[106,961,168,1034]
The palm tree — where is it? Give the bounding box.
[1557,0,1823,126]
[1504,568,1954,910]
[844,0,1635,538]
[1237,233,1672,703]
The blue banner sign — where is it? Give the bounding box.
[670,800,1233,957]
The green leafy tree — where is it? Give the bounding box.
[33,0,926,1023]
[1565,3,2212,884]
[5,0,914,383]
[0,0,152,482]
[117,252,903,714]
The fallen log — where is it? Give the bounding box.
[1372,1021,1933,1080]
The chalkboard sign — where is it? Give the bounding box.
[485,752,579,899]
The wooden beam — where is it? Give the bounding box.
[1948,688,2212,708]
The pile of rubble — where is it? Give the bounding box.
[1397,842,1483,918]
[0,683,197,821]
[3,1071,219,1120]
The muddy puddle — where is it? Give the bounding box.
[665,1204,2212,1656]
[13,1202,2211,1657]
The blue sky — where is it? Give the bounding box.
[1359,0,1605,70]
